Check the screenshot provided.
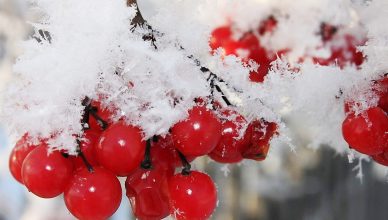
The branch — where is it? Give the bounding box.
[127,0,237,106]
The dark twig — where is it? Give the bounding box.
[75,96,110,172]
[76,139,94,172]
[88,106,109,130]
[177,151,191,175]
[82,96,109,130]
[140,139,153,169]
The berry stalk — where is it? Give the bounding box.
[177,151,191,175]
[140,139,152,169]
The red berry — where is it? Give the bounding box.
[152,135,196,169]
[233,33,273,83]
[243,120,278,161]
[209,26,232,51]
[342,107,388,155]
[210,26,274,83]
[71,130,100,170]
[239,33,260,53]
[209,109,252,163]
[313,34,365,68]
[9,135,36,184]
[258,16,278,35]
[172,106,222,157]
[22,144,73,198]
[372,151,388,166]
[64,167,122,220]
[221,40,245,56]
[88,101,114,132]
[125,163,171,220]
[96,121,145,176]
[168,171,217,220]
[374,76,388,113]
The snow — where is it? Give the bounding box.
[1,0,388,159]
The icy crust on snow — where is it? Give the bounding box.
[2,0,388,155]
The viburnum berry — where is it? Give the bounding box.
[372,151,388,166]
[258,16,278,35]
[238,32,274,83]
[71,130,100,170]
[243,120,278,161]
[168,171,217,220]
[209,109,252,163]
[64,167,122,220]
[210,25,274,83]
[87,100,114,132]
[171,105,222,157]
[342,107,388,155]
[313,33,365,68]
[9,134,36,184]
[209,26,232,51]
[125,161,172,220]
[96,121,145,176]
[21,144,73,198]
[152,135,196,169]
[374,76,388,113]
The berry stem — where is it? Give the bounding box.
[140,139,152,169]
[177,151,191,175]
[76,139,94,173]
[88,107,109,130]
[82,96,109,130]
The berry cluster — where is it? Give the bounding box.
[312,24,364,68]
[342,76,388,165]
[9,96,277,219]
[210,16,281,83]
[210,19,364,84]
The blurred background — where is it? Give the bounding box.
[1,0,388,220]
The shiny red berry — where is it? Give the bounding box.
[71,130,100,170]
[172,106,222,157]
[168,171,217,220]
[96,121,145,176]
[125,163,171,220]
[152,135,196,169]
[9,134,36,184]
[88,101,114,132]
[22,144,73,198]
[374,76,388,113]
[342,107,388,155]
[209,109,251,163]
[64,167,122,220]
[372,151,388,166]
[243,120,278,161]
